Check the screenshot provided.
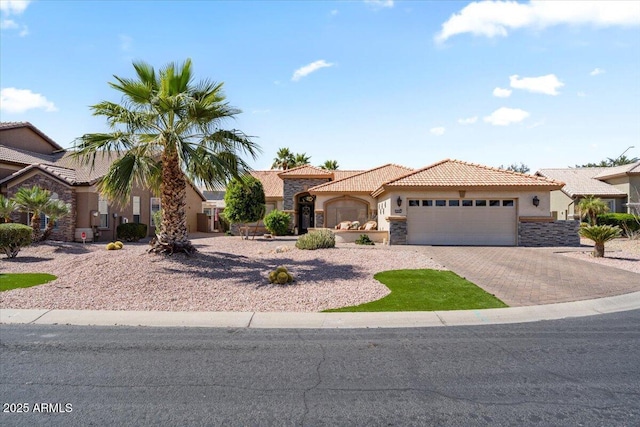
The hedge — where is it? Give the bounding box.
[0,223,33,258]
[597,213,640,233]
[116,223,148,242]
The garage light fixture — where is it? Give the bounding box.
[532,196,540,207]
[396,196,403,207]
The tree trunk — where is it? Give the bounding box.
[593,242,605,258]
[31,213,42,242]
[149,148,195,255]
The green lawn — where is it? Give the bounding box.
[0,273,57,292]
[324,269,507,312]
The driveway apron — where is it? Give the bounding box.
[409,246,640,306]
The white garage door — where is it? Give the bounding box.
[407,198,517,246]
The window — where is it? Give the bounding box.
[502,200,514,207]
[150,197,161,227]
[99,196,109,228]
[409,200,420,207]
[203,208,212,217]
[448,200,460,207]
[435,200,446,207]
[133,196,141,223]
[462,200,473,207]
[475,200,487,207]
[489,200,500,207]
[325,198,368,229]
[422,200,432,207]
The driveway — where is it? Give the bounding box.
[410,246,640,306]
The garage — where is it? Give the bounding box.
[406,198,517,245]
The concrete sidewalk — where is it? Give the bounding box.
[2,291,640,329]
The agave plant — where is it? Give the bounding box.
[579,225,621,258]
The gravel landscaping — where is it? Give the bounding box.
[561,238,640,274]
[0,235,444,312]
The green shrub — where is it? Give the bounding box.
[597,213,640,234]
[117,223,148,242]
[355,234,375,245]
[263,210,291,236]
[295,229,335,250]
[0,223,33,258]
[267,265,294,285]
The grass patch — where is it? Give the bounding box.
[324,269,507,312]
[0,273,57,292]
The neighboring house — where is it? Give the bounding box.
[0,122,205,242]
[247,160,576,246]
[536,162,640,220]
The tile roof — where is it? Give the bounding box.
[372,159,563,196]
[250,170,283,198]
[0,121,64,151]
[0,163,77,186]
[310,164,414,193]
[594,161,640,179]
[55,151,120,184]
[536,168,627,197]
[0,144,64,165]
[277,165,333,178]
[332,170,364,180]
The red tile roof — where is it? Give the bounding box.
[250,170,283,198]
[310,164,414,193]
[372,159,563,196]
[277,165,333,178]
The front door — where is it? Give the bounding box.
[297,194,315,234]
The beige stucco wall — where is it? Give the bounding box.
[0,128,58,154]
[0,163,23,180]
[604,175,639,213]
[549,190,574,220]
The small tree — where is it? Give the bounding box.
[0,223,33,258]
[320,160,339,170]
[223,175,266,238]
[579,225,621,258]
[14,186,51,241]
[0,195,17,223]
[577,195,609,225]
[41,199,70,241]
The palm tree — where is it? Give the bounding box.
[73,59,259,255]
[271,147,295,170]
[320,160,339,170]
[0,194,17,223]
[292,153,311,168]
[577,195,609,225]
[579,225,621,257]
[14,186,51,240]
[41,200,70,241]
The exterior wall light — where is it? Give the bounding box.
[396,196,403,207]
[532,196,540,207]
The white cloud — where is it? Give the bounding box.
[527,120,545,129]
[509,74,564,95]
[0,0,31,15]
[330,9,338,16]
[493,87,512,98]
[119,34,133,51]
[483,107,530,126]
[0,18,17,29]
[590,67,605,76]
[457,116,478,125]
[0,87,58,113]
[435,1,640,43]
[364,0,394,9]
[430,126,445,136]
[291,60,334,82]
[577,91,587,97]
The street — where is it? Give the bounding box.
[2,310,639,426]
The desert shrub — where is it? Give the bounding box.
[597,213,640,234]
[0,223,33,258]
[355,234,375,245]
[117,223,148,242]
[263,210,290,236]
[268,265,294,285]
[295,229,335,250]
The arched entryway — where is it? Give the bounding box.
[297,193,315,234]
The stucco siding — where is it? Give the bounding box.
[0,128,58,154]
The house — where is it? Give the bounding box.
[536,162,640,220]
[249,160,578,246]
[0,122,205,242]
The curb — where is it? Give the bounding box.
[2,291,640,329]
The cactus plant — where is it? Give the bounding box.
[106,242,117,250]
[268,266,294,284]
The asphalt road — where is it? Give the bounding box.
[1,311,639,426]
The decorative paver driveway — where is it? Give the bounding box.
[408,246,640,306]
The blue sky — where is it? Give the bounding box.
[1,0,639,173]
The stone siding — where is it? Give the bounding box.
[282,178,330,210]
[388,219,407,245]
[518,220,580,247]
[6,174,76,242]
[315,212,324,228]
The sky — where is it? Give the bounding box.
[1,0,639,173]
